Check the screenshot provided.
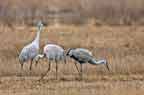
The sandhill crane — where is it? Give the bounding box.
[34,44,66,80]
[19,21,43,70]
[66,48,110,79]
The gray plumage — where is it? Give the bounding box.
[66,48,109,79]
[34,44,66,79]
[19,21,43,70]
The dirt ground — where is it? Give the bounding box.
[0,25,144,95]
[0,76,144,95]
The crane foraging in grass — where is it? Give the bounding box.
[66,48,110,79]
[19,21,43,70]
[34,44,66,80]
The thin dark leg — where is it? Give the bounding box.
[29,59,33,70]
[64,58,67,64]
[74,62,80,73]
[40,61,51,80]
[20,62,24,70]
[55,60,58,80]
[35,60,39,67]
[19,62,24,77]
[80,63,83,80]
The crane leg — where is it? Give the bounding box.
[20,62,24,70]
[35,60,39,67]
[80,64,83,80]
[29,59,33,71]
[19,62,24,77]
[64,58,67,64]
[55,60,58,80]
[40,61,51,80]
[74,62,80,73]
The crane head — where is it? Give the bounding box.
[97,59,110,71]
[37,20,44,31]
[34,54,46,67]
[66,48,75,56]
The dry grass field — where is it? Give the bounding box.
[0,0,144,25]
[0,24,144,94]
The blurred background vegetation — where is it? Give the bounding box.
[0,0,144,26]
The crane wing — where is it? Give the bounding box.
[20,44,38,59]
[72,50,92,62]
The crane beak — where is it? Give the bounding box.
[105,62,110,71]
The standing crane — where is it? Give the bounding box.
[19,21,43,70]
[34,44,66,80]
[66,48,110,79]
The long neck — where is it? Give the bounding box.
[34,54,45,62]
[89,58,106,65]
[33,28,41,44]
[89,58,110,71]
[95,60,106,64]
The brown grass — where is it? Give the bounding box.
[0,24,144,94]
